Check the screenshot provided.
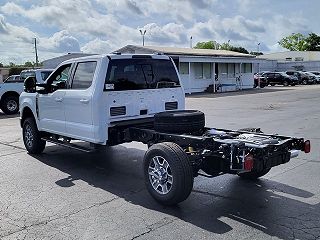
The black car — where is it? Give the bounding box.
[286,71,315,85]
[262,72,299,86]
[253,73,268,88]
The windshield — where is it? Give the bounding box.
[105,58,180,91]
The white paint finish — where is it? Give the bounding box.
[20,54,186,144]
[64,89,94,141]
[38,91,66,134]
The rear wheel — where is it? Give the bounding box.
[283,81,289,86]
[1,95,19,115]
[22,117,46,154]
[144,142,194,205]
[238,168,271,180]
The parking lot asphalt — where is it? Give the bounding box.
[0,85,319,240]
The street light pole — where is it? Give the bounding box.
[139,29,146,46]
[257,42,261,88]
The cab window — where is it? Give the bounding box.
[72,61,97,89]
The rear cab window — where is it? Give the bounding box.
[105,58,180,91]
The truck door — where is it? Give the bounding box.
[38,64,71,134]
[64,61,96,141]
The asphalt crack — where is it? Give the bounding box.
[0,196,120,238]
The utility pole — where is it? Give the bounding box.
[34,38,39,67]
[139,29,146,46]
[257,42,261,88]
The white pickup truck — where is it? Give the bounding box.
[19,54,310,205]
[0,69,52,114]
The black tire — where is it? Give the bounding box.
[22,117,46,154]
[238,168,271,180]
[260,84,265,88]
[1,95,19,115]
[291,83,296,86]
[143,142,194,205]
[154,110,205,133]
[270,83,276,86]
[283,81,289,86]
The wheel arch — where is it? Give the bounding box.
[21,106,36,128]
[0,91,20,104]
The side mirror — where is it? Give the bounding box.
[24,76,36,93]
[56,81,67,89]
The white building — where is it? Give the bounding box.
[257,51,320,72]
[115,45,260,93]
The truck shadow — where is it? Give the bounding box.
[32,144,319,239]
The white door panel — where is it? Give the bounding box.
[38,91,66,134]
[64,90,93,140]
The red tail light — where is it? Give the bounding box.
[244,154,254,171]
[304,140,311,153]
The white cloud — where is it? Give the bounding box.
[0,0,318,64]
[81,38,113,54]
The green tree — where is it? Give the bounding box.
[194,40,249,54]
[0,62,3,67]
[24,61,34,67]
[194,40,220,49]
[305,33,320,51]
[278,33,307,51]
[229,46,249,54]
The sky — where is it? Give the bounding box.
[0,0,318,65]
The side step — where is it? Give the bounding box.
[41,137,94,153]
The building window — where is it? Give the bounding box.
[179,62,189,74]
[285,58,292,61]
[219,63,228,74]
[295,57,304,61]
[228,63,235,76]
[203,63,211,79]
[241,63,252,73]
[194,63,212,79]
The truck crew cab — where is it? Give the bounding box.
[20,54,310,205]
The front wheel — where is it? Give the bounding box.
[22,117,46,154]
[1,95,19,115]
[143,142,194,205]
[238,168,271,180]
[283,81,289,86]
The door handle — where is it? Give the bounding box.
[80,99,89,104]
[55,97,63,102]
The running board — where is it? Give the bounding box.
[41,137,94,153]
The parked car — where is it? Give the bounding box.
[262,72,298,86]
[304,72,320,84]
[253,74,268,88]
[0,69,53,115]
[20,69,53,83]
[309,71,320,83]
[3,75,21,83]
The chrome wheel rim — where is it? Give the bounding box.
[148,156,173,195]
[7,100,17,112]
[24,124,34,148]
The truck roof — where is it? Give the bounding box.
[59,53,171,65]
